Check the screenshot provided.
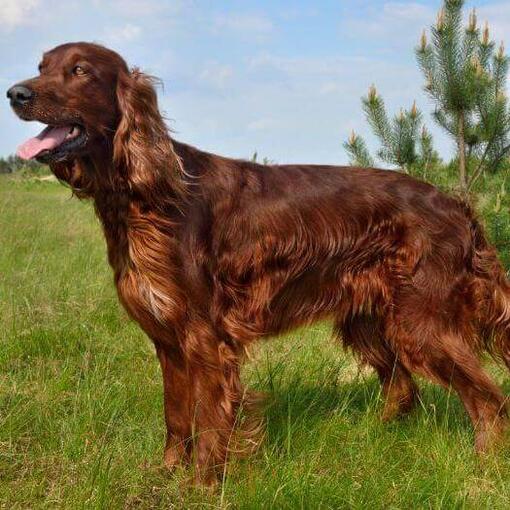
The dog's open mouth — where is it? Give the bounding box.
[16,123,87,161]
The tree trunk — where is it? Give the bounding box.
[458,111,467,192]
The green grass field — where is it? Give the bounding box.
[2,175,510,509]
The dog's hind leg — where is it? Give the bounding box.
[385,310,508,453]
[338,316,419,421]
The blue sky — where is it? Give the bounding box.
[1,0,509,164]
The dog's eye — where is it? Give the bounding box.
[72,65,86,76]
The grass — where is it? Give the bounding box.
[2,175,510,508]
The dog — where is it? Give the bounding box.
[7,42,510,483]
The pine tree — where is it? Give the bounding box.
[416,0,510,191]
[343,85,437,175]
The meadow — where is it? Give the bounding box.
[2,173,510,509]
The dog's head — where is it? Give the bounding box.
[7,42,178,199]
[7,42,130,164]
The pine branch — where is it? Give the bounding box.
[343,131,374,167]
[362,85,394,153]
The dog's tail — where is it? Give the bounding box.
[467,204,510,369]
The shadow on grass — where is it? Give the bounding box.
[258,373,476,452]
[261,377,379,445]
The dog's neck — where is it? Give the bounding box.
[86,142,185,280]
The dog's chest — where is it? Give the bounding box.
[98,203,185,338]
[114,249,186,343]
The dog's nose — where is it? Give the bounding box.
[6,85,33,107]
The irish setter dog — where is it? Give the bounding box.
[7,42,510,483]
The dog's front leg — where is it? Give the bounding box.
[156,326,243,485]
[155,342,192,469]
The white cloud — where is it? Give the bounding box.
[319,82,342,95]
[0,0,40,30]
[213,13,274,38]
[93,0,182,18]
[199,62,234,90]
[382,2,433,21]
[247,118,277,131]
[106,23,142,44]
[248,53,369,77]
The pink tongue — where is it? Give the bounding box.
[16,125,71,160]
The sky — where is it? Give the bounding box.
[1,0,509,165]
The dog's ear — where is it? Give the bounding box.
[113,68,184,204]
